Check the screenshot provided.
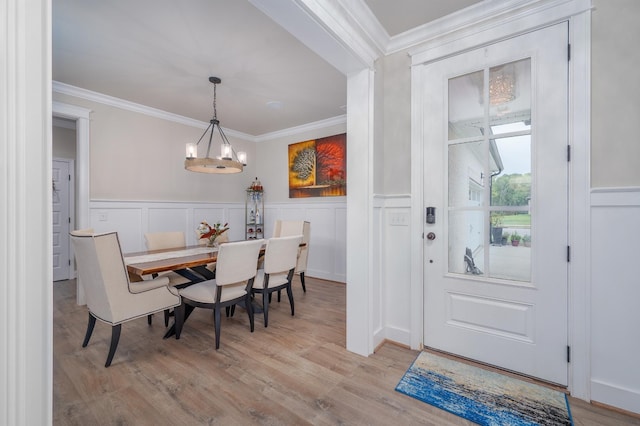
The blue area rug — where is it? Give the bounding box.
[396,352,573,425]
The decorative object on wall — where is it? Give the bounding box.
[288,133,346,198]
[185,77,246,174]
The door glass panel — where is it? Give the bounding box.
[447,58,533,283]
[448,141,484,208]
[489,210,531,282]
[489,59,531,132]
[490,135,531,207]
[448,210,484,275]
[448,70,484,140]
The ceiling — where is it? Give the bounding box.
[53,0,481,137]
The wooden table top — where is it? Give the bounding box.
[124,245,221,277]
[124,241,303,277]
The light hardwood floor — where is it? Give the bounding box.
[54,277,639,425]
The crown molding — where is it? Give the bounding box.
[53,81,254,140]
[401,0,591,58]
[53,81,346,143]
[254,114,346,143]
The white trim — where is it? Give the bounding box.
[254,115,346,142]
[52,101,91,304]
[567,8,591,401]
[346,68,375,356]
[409,0,592,65]
[409,0,591,400]
[591,187,640,207]
[2,0,52,423]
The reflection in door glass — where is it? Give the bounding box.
[448,70,484,140]
[448,210,484,275]
[489,58,531,130]
[489,210,531,282]
[490,135,531,207]
[448,141,484,208]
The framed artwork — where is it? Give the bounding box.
[288,133,346,198]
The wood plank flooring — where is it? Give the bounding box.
[53,277,639,425]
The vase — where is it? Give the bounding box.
[206,237,218,248]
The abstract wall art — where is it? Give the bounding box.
[288,133,346,198]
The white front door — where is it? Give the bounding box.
[422,23,569,385]
[53,159,71,281]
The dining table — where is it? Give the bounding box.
[123,241,304,338]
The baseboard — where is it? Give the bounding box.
[591,379,640,416]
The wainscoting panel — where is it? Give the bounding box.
[379,195,413,347]
[89,200,347,283]
[590,188,640,414]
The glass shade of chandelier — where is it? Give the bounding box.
[185,77,246,174]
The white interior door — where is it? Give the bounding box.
[422,23,569,385]
[53,159,71,281]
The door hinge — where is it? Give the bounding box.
[568,43,571,61]
[567,145,571,162]
[567,346,571,363]
[68,217,71,224]
[68,259,71,266]
[567,246,571,262]
[68,174,71,181]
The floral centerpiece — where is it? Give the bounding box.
[196,221,229,247]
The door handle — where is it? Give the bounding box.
[427,232,436,240]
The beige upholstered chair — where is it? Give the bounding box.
[252,235,303,327]
[195,229,229,277]
[273,220,310,292]
[174,239,264,350]
[70,231,181,367]
[143,231,192,286]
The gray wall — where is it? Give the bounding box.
[591,0,640,188]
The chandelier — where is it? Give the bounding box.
[489,65,516,106]
[185,77,246,174]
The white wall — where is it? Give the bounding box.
[88,199,346,283]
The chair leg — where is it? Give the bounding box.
[263,291,270,328]
[82,313,96,348]
[105,324,121,367]
[300,272,306,292]
[245,295,254,333]
[286,284,295,316]
[164,309,170,327]
[213,306,222,350]
[277,290,281,303]
[225,306,231,317]
[147,314,153,325]
[174,303,185,339]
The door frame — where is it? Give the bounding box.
[52,101,91,303]
[408,2,591,399]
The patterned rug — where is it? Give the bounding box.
[396,352,573,425]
